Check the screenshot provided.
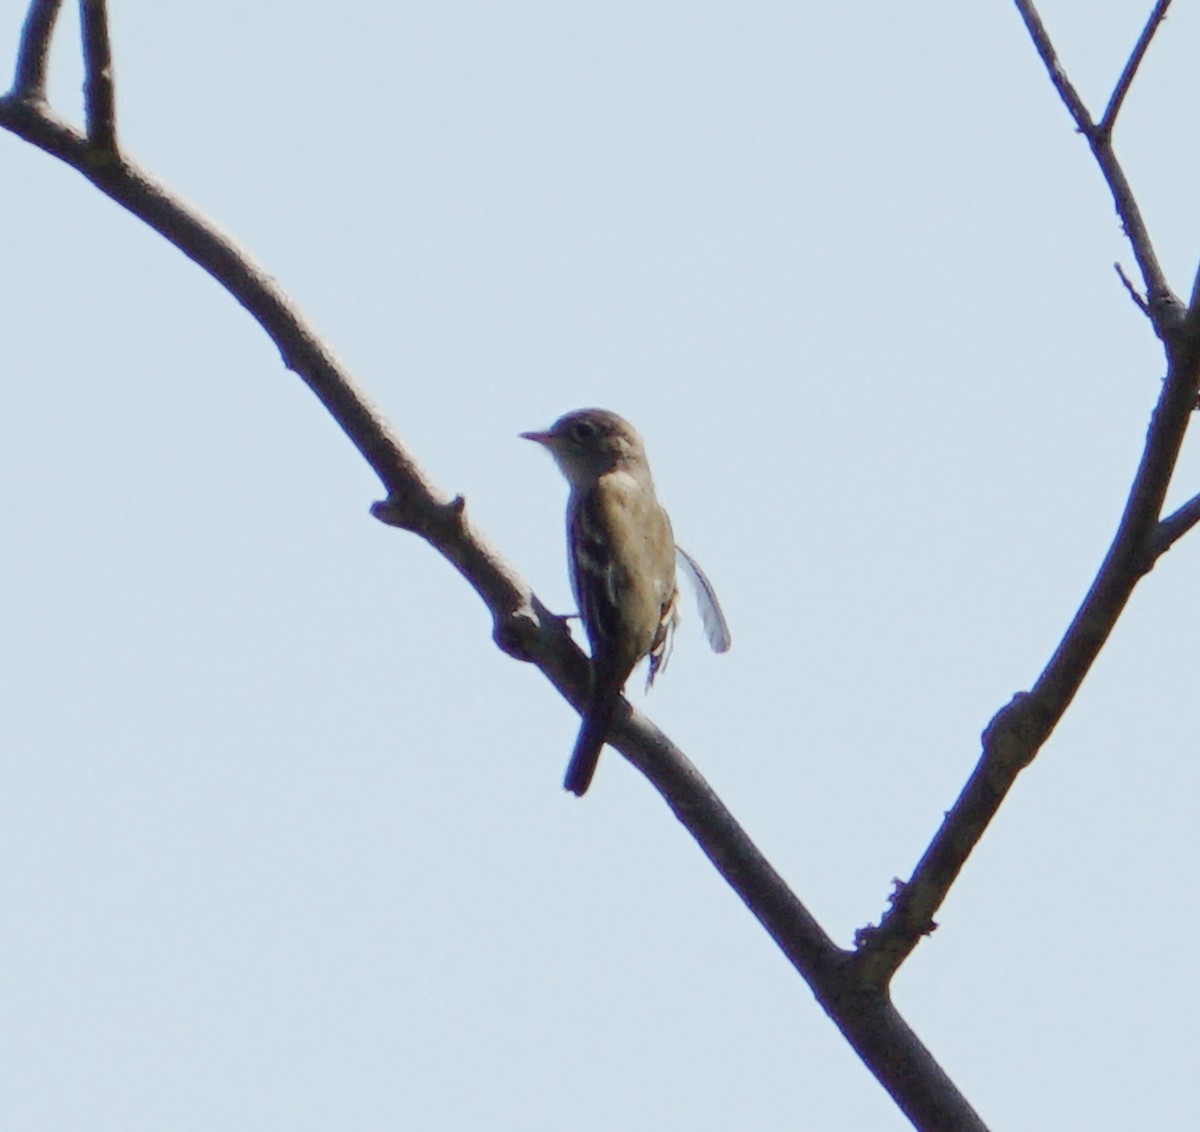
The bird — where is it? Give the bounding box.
[522,408,730,795]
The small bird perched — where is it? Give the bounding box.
[522,408,731,795]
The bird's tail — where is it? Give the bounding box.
[563,683,622,796]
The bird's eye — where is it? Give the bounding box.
[569,420,596,441]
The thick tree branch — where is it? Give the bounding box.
[0,57,993,1132]
[1013,0,1180,327]
[619,715,987,1129]
[11,0,63,100]
[1,20,1009,1125]
[46,2,1200,1122]
[858,331,1200,982]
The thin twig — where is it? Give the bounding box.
[1012,0,1178,325]
[1012,0,1094,133]
[1116,261,1149,316]
[1099,0,1172,136]
[11,0,64,100]
[1149,493,1200,561]
[1092,141,1176,324]
[80,0,116,152]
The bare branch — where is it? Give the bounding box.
[11,0,64,100]
[857,323,1200,980]
[1099,0,1172,137]
[530,691,988,1127]
[1149,493,1200,561]
[1012,0,1094,134]
[1095,144,1177,324]
[1012,0,1180,326]
[851,8,1200,972]
[79,0,115,152]
[0,86,996,1130]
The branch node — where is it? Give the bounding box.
[493,603,568,663]
[1148,493,1200,563]
[370,495,415,531]
[370,491,466,537]
[981,691,1042,772]
[1016,0,1172,309]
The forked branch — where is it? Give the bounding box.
[1013,0,1180,327]
[1150,493,1200,560]
[13,2,1195,1128]
[855,0,1200,984]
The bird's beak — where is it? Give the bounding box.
[520,430,553,446]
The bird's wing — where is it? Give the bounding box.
[675,545,732,654]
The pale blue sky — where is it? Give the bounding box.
[3,2,1199,1128]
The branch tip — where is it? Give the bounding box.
[370,491,466,536]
